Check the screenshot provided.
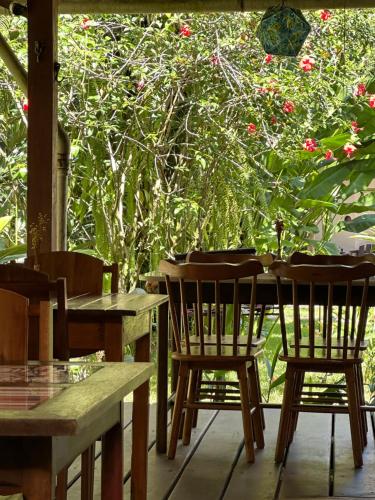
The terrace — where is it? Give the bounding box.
[0,1,374,499]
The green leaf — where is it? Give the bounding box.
[269,372,286,390]
[320,132,351,150]
[0,216,12,233]
[298,199,337,210]
[342,214,375,233]
[301,164,351,199]
[0,244,27,263]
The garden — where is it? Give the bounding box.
[0,8,375,403]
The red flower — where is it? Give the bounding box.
[256,87,268,94]
[136,80,145,91]
[299,56,315,72]
[320,9,332,21]
[324,150,336,161]
[283,101,295,113]
[22,97,29,112]
[271,115,277,125]
[247,123,257,134]
[351,121,363,134]
[210,54,220,65]
[369,95,375,108]
[264,54,273,64]
[343,143,357,158]
[354,83,366,97]
[303,138,318,152]
[179,25,191,37]
[80,17,91,30]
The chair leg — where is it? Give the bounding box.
[81,444,95,500]
[183,369,199,445]
[288,370,304,443]
[275,365,295,463]
[192,370,201,428]
[355,364,367,447]
[256,305,266,338]
[247,361,264,449]
[254,358,265,430]
[238,365,255,463]
[345,367,364,468]
[168,363,189,459]
[55,467,68,500]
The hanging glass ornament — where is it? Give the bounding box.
[256,4,311,57]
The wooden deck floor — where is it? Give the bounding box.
[68,405,375,499]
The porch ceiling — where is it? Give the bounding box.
[1,0,375,15]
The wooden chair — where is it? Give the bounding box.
[174,247,256,262]
[288,252,375,340]
[288,251,375,266]
[26,251,119,296]
[0,264,68,361]
[26,251,119,359]
[187,251,276,337]
[0,288,29,363]
[0,281,68,498]
[269,260,375,467]
[159,258,265,462]
[25,252,119,500]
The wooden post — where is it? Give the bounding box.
[27,0,58,254]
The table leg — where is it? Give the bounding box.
[104,322,123,362]
[102,414,123,500]
[132,333,150,500]
[157,301,169,453]
[0,437,53,500]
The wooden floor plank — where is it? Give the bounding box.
[66,406,375,500]
[279,413,331,499]
[125,409,216,499]
[223,408,281,500]
[333,414,375,498]
[168,411,244,500]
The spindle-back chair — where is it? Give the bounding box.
[159,258,265,463]
[270,260,375,467]
[187,251,276,338]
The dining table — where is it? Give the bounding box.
[0,360,153,500]
[141,271,375,453]
[53,291,169,492]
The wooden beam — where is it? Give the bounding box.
[0,0,374,14]
[60,0,375,12]
[27,0,58,254]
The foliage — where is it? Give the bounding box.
[0,9,374,400]
[0,10,374,288]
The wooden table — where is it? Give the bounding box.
[142,271,375,453]
[0,361,153,500]
[64,292,168,362]
[57,292,168,489]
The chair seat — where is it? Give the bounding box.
[280,351,364,365]
[189,334,265,349]
[172,343,262,362]
[290,337,367,351]
[285,338,367,364]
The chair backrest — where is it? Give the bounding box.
[159,259,264,356]
[0,288,29,363]
[187,251,275,267]
[174,247,256,262]
[269,261,375,360]
[26,251,119,297]
[288,251,375,265]
[0,264,68,361]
